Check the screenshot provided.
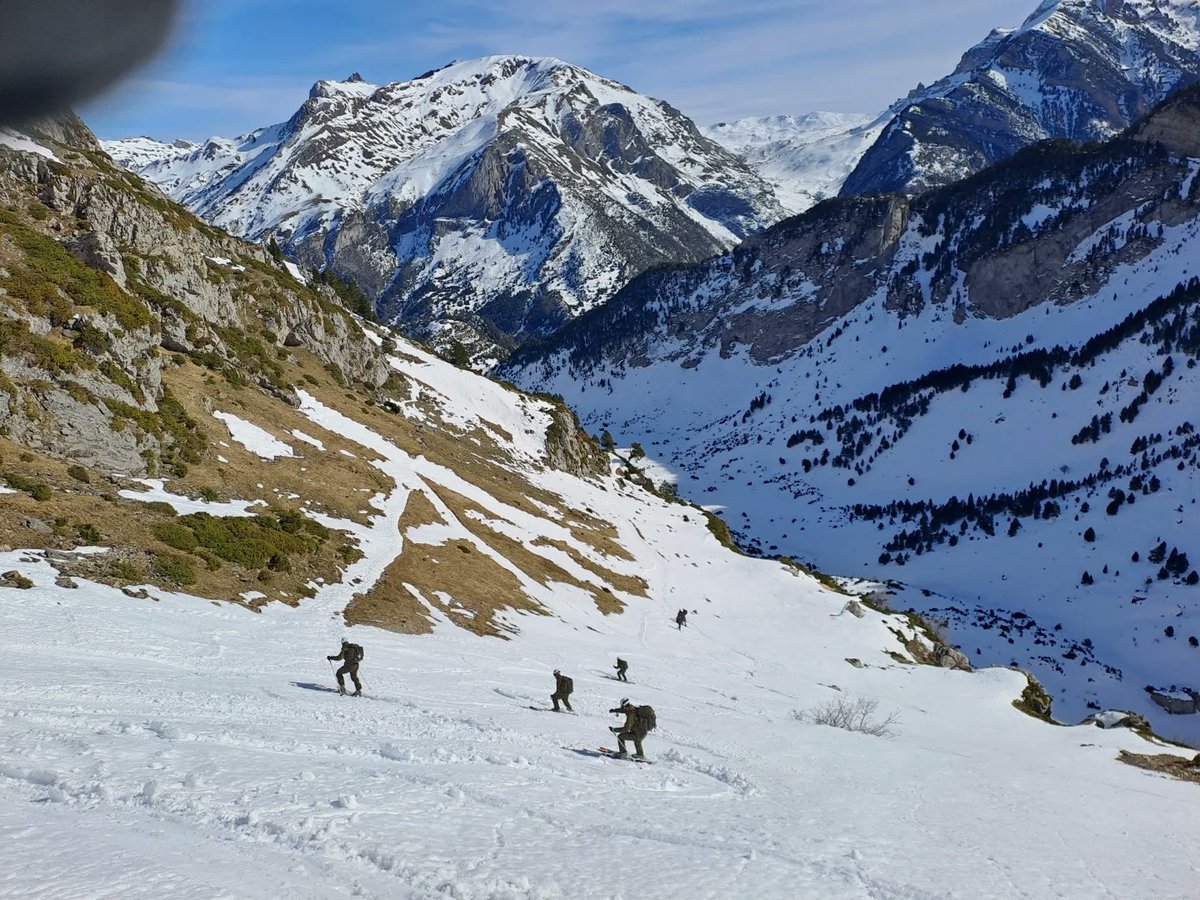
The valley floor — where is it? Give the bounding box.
[1,537,1196,898]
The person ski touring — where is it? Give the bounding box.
[608,699,656,759]
[551,669,574,712]
[614,657,629,682]
[675,609,688,630]
[327,639,364,696]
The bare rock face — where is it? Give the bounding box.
[0,115,390,476]
[1150,689,1199,715]
[842,600,867,619]
[543,402,609,478]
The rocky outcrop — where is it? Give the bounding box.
[1150,689,1199,715]
[0,116,389,476]
[543,401,609,478]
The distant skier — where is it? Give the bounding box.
[551,669,574,712]
[675,609,688,630]
[327,639,364,696]
[614,657,629,682]
[608,699,656,759]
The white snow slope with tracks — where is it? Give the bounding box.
[0,344,1196,899]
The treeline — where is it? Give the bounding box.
[791,278,1200,477]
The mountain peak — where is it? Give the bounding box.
[842,0,1200,196]
[104,53,782,359]
[308,74,380,100]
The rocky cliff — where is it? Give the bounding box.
[104,57,784,363]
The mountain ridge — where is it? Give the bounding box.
[501,85,1200,740]
[103,55,784,363]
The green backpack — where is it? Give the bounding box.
[637,705,656,732]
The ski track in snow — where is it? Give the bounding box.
[0,340,1196,899]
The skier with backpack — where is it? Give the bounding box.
[614,657,629,682]
[327,639,364,696]
[675,609,688,630]
[551,669,574,712]
[608,699,655,759]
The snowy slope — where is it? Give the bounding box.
[843,0,1200,195]
[0,337,1196,899]
[704,113,882,214]
[102,58,783,353]
[503,89,1200,742]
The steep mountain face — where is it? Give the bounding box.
[0,115,664,633]
[842,0,1200,196]
[703,112,880,214]
[503,87,1200,741]
[103,57,784,360]
[0,116,388,476]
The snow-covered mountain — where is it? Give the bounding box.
[4,116,1195,897]
[1,119,1197,899]
[502,85,1200,742]
[706,1,1200,214]
[103,57,784,359]
[704,112,881,214]
[842,0,1200,196]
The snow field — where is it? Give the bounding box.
[1,333,1198,897]
[516,205,1200,740]
[0,529,1195,899]
[213,411,297,460]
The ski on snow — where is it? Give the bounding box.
[598,747,653,764]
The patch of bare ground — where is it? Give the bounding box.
[300,363,636,568]
[161,358,392,527]
[529,537,647,606]
[0,439,357,606]
[3,342,653,633]
[342,490,438,635]
[1118,750,1200,784]
[429,483,631,616]
[352,488,547,638]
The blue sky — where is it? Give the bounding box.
[84,0,1040,140]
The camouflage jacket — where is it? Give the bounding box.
[331,643,363,665]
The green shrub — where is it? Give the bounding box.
[0,320,84,374]
[0,215,151,331]
[143,501,177,517]
[172,510,320,570]
[76,523,102,543]
[67,465,91,484]
[198,487,219,502]
[3,472,50,501]
[111,560,144,583]
[152,552,197,586]
[153,522,198,552]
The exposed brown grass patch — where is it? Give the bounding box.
[1118,750,1200,784]
[429,483,627,616]
[530,537,647,602]
[354,487,546,638]
[342,490,442,634]
[0,438,356,606]
[161,359,392,527]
